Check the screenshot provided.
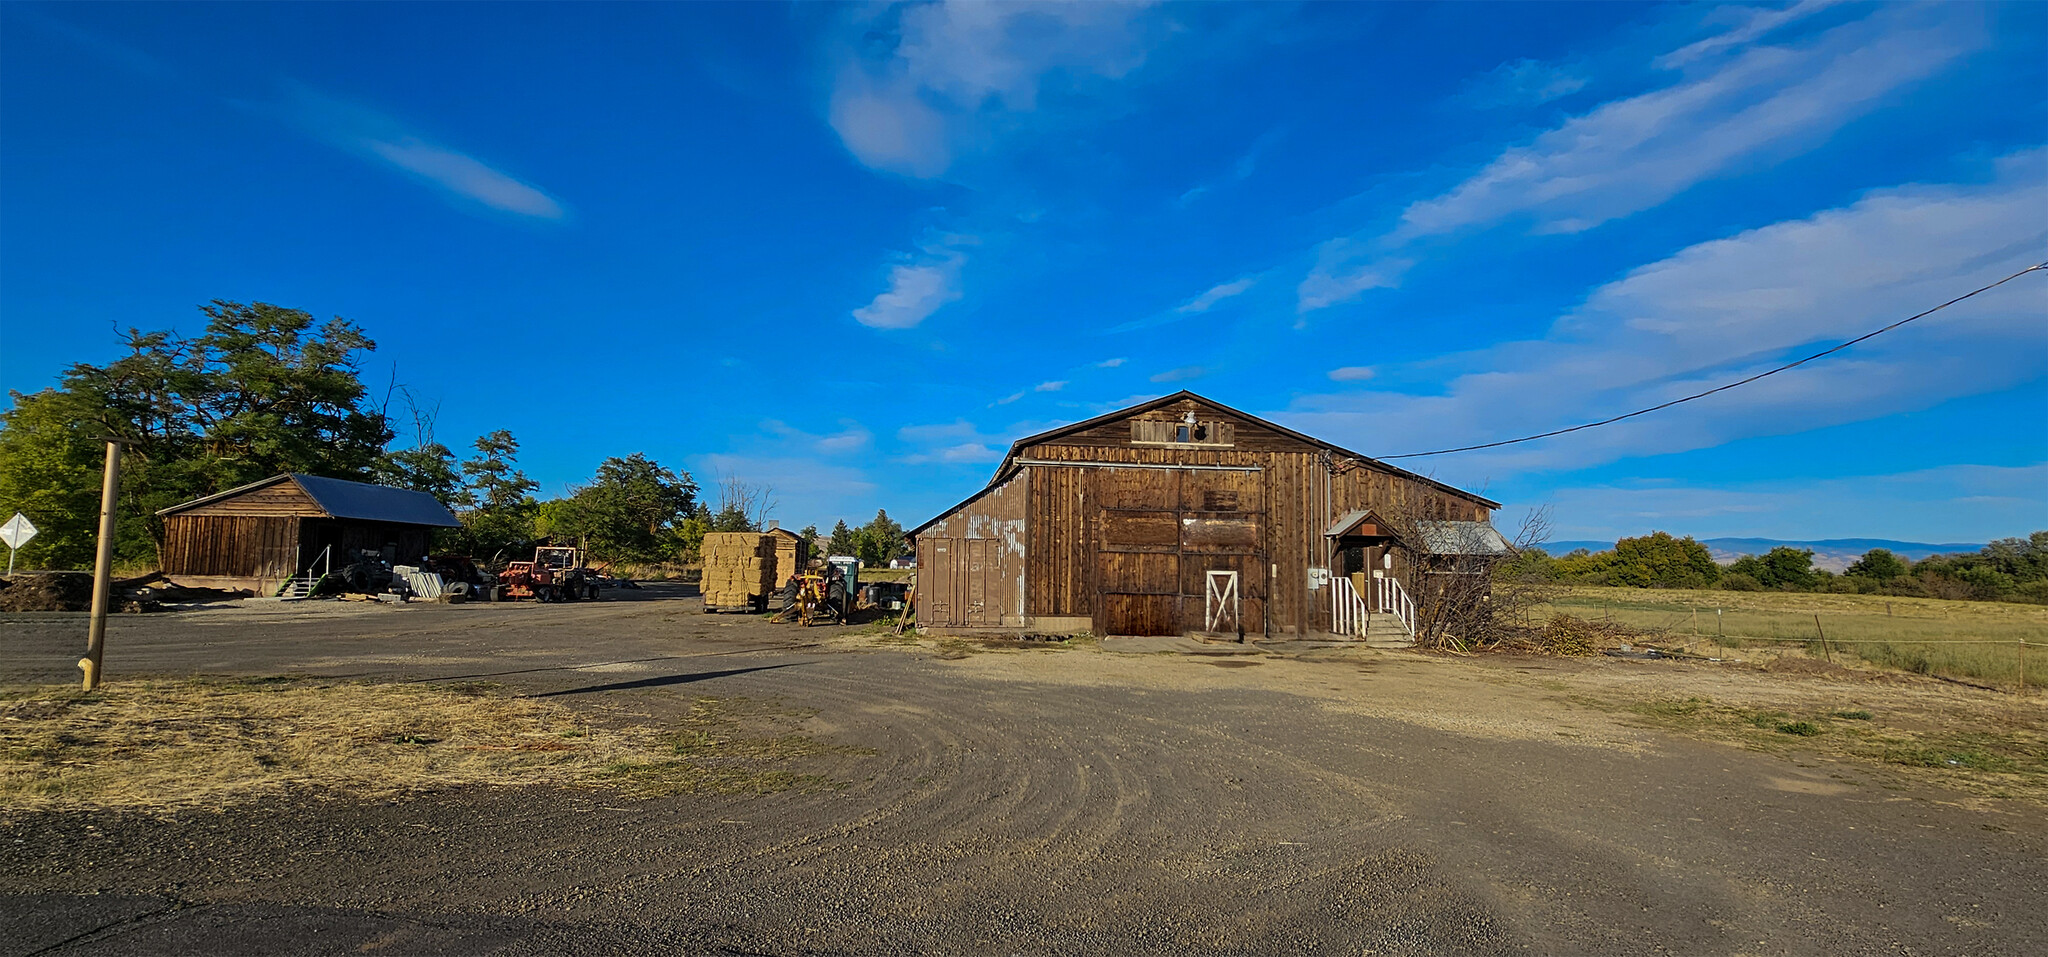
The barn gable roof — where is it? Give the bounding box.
[157,473,462,527]
[993,391,1499,509]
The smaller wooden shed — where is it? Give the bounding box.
[157,474,460,594]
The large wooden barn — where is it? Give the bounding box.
[907,392,1505,639]
[157,473,460,595]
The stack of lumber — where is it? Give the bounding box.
[702,532,776,610]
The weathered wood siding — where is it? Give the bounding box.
[161,515,301,579]
[1017,398,1491,635]
[915,470,1028,628]
[176,481,325,518]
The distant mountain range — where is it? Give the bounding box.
[1542,538,1986,573]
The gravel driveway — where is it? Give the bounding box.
[4,586,2043,955]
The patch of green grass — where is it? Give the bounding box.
[1831,709,1874,721]
[1632,697,1709,718]
[1774,720,1823,737]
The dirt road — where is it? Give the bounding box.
[4,587,2043,955]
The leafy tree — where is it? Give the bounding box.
[855,509,907,567]
[0,389,110,569]
[1551,547,1616,584]
[674,502,711,562]
[825,519,857,558]
[1606,532,1720,588]
[1727,546,1818,590]
[0,302,393,567]
[558,453,698,564]
[1845,548,1909,581]
[457,430,539,556]
[373,442,463,504]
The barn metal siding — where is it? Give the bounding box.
[914,469,1028,629]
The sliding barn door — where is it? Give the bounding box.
[1090,467,1264,637]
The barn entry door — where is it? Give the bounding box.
[1090,467,1264,637]
[920,537,1002,628]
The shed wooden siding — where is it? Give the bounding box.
[161,515,301,579]
[175,481,326,518]
[915,470,1029,628]
[1015,401,1491,636]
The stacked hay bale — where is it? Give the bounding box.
[702,532,776,611]
[768,531,808,592]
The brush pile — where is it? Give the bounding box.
[0,573,94,612]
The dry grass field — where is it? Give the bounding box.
[0,678,855,812]
[1534,586,2048,690]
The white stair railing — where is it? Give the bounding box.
[1331,576,1370,636]
[1375,576,1416,638]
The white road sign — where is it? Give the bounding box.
[0,513,34,549]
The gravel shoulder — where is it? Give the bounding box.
[4,589,2044,955]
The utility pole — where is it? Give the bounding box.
[81,440,125,691]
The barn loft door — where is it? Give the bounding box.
[1090,467,1264,637]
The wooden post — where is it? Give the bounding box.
[2020,639,2028,695]
[1812,613,1831,663]
[81,440,124,691]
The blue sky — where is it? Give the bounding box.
[2,1,2044,545]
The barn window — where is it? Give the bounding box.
[1132,418,1234,447]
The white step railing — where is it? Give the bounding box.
[1376,576,1416,638]
[1332,576,1370,636]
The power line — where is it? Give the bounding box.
[1379,260,2048,460]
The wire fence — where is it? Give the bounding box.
[1549,599,2045,693]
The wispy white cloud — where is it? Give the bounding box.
[696,453,879,529]
[285,86,565,219]
[1327,366,1375,382]
[1298,5,1981,313]
[853,232,976,329]
[1034,380,1067,392]
[1151,366,1206,383]
[896,419,1009,464]
[991,390,1026,406]
[1176,277,1258,314]
[761,419,873,455]
[1658,0,1845,69]
[361,139,565,219]
[1097,357,1127,368]
[826,1,1164,178]
[1460,57,1587,108]
[1280,150,2048,477]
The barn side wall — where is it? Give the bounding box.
[161,515,302,594]
[914,470,1031,632]
[1016,398,1492,636]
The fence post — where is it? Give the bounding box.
[1813,614,1831,662]
[2021,639,2028,695]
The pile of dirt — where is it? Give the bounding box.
[0,573,94,612]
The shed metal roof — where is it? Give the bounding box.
[157,473,461,527]
[1412,521,1513,556]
